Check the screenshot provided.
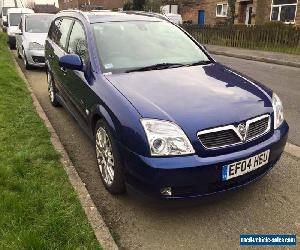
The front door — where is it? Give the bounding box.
[53,18,73,106]
[64,20,91,129]
[245,4,253,25]
[198,10,205,25]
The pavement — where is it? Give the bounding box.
[206,45,300,68]
[13,51,300,250]
[14,58,118,250]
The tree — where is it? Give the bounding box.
[123,1,133,11]
[133,0,146,11]
[123,0,163,13]
[24,0,35,9]
[227,0,236,25]
[144,0,163,13]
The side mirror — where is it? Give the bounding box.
[59,54,83,71]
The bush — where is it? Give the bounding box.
[264,21,287,27]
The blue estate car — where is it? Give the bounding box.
[45,11,288,199]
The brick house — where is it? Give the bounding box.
[163,0,300,25]
[235,0,300,25]
[33,4,59,14]
[58,0,124,11]
[163,0,230,25]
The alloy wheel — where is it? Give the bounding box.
[23,50,26,64]
[96,127,115,186]
[47,72,55,103]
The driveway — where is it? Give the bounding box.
[14,52,300,250]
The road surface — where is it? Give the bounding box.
[14,52,300,250]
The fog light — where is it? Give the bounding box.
[161,187,172,196]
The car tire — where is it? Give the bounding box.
[47,71,60,107]
[95,120,125,194]
[23,49,31,70]
[9,43,15,50]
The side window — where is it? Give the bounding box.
[58,18,73,49]
[49,18,61,43]
[67,21,89,63]
[18,17,22,30]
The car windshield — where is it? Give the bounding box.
[25,15,53,33]
[9,13,22,26]
[92,21,211,74]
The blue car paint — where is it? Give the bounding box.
[59,54,83,71]
[120,122,288,198]
[45,12,289,199]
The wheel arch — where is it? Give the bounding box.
[90,104,119,140]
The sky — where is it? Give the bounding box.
[1,0,59,7]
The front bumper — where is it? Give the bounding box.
[25,49,45,67]
[120,121,289,199]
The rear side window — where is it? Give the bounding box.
[67,21,89,63]
[9,13,22,26]
[18,17,22,30]
[49,18,72,50]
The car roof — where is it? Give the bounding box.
[1,7,13,10]
[59,10,166,24]
[7,8,34,14]
[24,13,54,17]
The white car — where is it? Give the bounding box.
[1,7,13,31]
[7,8,34,49]
[16,13,54,69]
[165,13,183,25]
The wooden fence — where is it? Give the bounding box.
[183,24,300,54]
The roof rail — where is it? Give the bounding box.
[122,11,170,22]
[60,9,82,13]
[58,9,90,21]
[90,10,112,12]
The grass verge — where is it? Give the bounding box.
[0,33,102,249]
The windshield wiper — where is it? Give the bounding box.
[125,63,186,73]
[186,60,212,67]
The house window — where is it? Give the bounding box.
[270,0,298,23]
[216,3,228,17]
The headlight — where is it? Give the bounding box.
[29,42,44,50]
[141,119,195,156]
[272,93,284,129]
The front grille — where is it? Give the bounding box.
[197,114,270,149]
[247,117,269,139]
[32,56,45,64]
[198,129,240,148]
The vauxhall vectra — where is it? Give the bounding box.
[45,11,288,198]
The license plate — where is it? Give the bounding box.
[222,150,270,181]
